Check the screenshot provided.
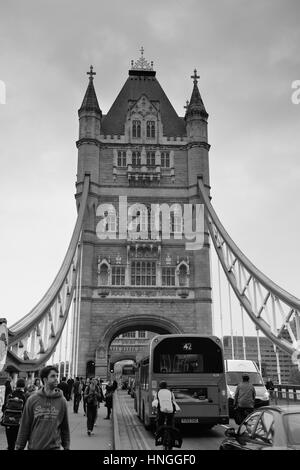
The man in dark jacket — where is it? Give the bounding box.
[67,377,74,401]
[3,378,26,450]
[57,376,68,400]
[3,376,13,409]
[73,377,82,413]
[15,366,70,450]
[234,374,256,423]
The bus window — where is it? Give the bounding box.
[153,337,223,373]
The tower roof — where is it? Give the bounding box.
[78,66,102,115]
[101,49,186,137]
[186,69,208,119]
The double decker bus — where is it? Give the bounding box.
[134,334,229,429]
[121,364,136,390]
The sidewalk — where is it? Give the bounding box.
[113,390,151,450]
[0,398,113,450]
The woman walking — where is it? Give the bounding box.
[104,384,113,420]
[84,378,102,435]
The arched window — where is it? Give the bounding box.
[170,205,182,235]
[146,121,155,138]
[178,264,188,287]
[86,360,95,378]
[99,264,109,285]
[161,152,170,168]
[102,209,117,234]
[117,151,127,167]
[146,151,156,166]
[132,151,141,167]
[132,120,141,138]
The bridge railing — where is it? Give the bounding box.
[272,384,300,403]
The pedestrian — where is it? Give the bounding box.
[265,377,274,400]
[57,376,69,400]
[67,377,74,401]
[33,378,42,390]
[233,374,256,424]
[104,384,113,420]
[84,378,102,435]
[73,377,82,413]
[24,384,36,401]
[15,365,70,450]
[82,378,90,416]
[2,378,26,450]
[3,376,13,410]
[112,379,118,392]
[153,381,177,432]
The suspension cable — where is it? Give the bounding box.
[217,259,224,346]
[256,326,262,374]
[240,304,247,360]
[228,282,234,359]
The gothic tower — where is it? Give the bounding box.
[75,52,212,377]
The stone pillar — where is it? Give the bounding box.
[95,346,108,379]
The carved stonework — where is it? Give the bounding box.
[96,346,106,360]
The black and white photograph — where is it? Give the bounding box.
[0,0,300,456]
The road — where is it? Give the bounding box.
[117,390,235,450]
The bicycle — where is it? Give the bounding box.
[155,413,182,450]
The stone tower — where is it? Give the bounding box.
[75,53,212,378]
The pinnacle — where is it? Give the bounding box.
[186,72,208,119]
[79,76,102,115]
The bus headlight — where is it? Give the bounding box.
[263,391,270,400]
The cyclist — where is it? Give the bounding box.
[153,381,182,450]
[155,381,175,430]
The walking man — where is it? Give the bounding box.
[234,374,256,424]
[57,376,69,400]
[73,377,82,413]
[15,365,70,450]
[2,378,26,450]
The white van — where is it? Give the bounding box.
[225,359,269,416]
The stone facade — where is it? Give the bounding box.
[75,56,212,377]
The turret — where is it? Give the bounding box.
[76,66,102,184]
[185,69,208,143]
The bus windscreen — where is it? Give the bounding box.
[153,337,223,373]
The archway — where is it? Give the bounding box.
[95,315,183,377]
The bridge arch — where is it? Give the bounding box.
[95,315,183,377]
[100,314,183,349]
[109,354,137,365]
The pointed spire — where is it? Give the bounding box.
[185,69,208,120]
[78,65,102,115]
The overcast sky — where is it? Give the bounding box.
[0,0,299,339]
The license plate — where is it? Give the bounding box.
[181,418,199,423]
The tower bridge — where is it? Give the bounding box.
[1,50,300,381]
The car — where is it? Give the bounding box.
[219,405,300,450]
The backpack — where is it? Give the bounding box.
[1,396,24,427]
[157,389,174,414]
[85,386,100,405]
